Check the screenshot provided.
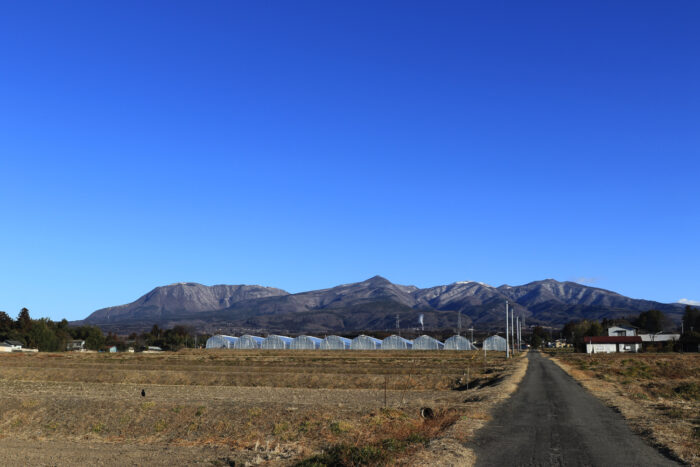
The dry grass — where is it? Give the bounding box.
[0,349,525,466]
[548,353,700,465]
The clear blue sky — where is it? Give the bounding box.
[1,1,698,321]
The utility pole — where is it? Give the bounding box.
[396,314,400,337]
[511,305,515,355]
[458,311,462,336]
[516,316,519,353]
[506,300,510,358]
[468,327,474,345]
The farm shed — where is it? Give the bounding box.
[234,335,264,349]
[444,335,475,350]
[320,335,351,350]
[206,335,238,349]
[0,342,12,353]
[413,335,444,350]
[585,336,642,354]
[639,332,680,343]
[262,335,293,349]
[482,335,507,351]
[291,335,322,350]
[382,335,413,350]
[350,335,382,350]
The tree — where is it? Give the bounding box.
[17,308,32,331]
[562,319,604,351]
[682,306,700,334]
[634,309,671,333]
[0,311,14,337]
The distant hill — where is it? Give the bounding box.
[77,276,684,334]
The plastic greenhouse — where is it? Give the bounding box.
[291,335,322,350]
[413,335,444,350]
[444,335,476,350]
[262,335,293,349]
[350,335,382,350]
[320,335,351,350]
[205,335,238,349]
[382,335,413,350]
[482,335,507,351]
[234,335,264,349]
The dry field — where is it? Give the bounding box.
[0,349,527,466]
[549,352,700,465]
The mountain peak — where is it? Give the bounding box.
[363,275,392,285]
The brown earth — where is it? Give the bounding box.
[0,349,528,466]
[548,352,700,465]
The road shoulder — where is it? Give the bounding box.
[547,353,695,465]
[410,351,530,467]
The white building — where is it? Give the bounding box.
[585,336,642,353]
[639,332,681,343]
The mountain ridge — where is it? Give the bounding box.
[77,276,685,334]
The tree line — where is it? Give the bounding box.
[0,308,209,352]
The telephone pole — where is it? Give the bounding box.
[506,300,510,358]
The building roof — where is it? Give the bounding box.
[585,336,642,344]
[5,340,23,346]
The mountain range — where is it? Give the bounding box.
[78,276,685,334]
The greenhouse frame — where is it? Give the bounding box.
[262,335,293,349]
[482,335,507,351]
[382,335,413,350]
[291,335,322,350]
[350,335,382,350]
[205,335,238,349]
[234,334,264,349]
[320,335,351,350]
[444,335,476,350]
[413,335,444,350]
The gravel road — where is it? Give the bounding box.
[471,351,677,466]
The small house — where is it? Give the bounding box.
[585,336,642,354]
[4,340,23,351]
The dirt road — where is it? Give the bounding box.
[471,352,677,466]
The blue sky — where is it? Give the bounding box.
[1,1,698,321]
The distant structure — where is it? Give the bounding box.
[319,335,351,350]
[413,335,444,350]
[350,335,382,350]
[262,335,293,349]
[66,340,85,351]
[483,335,507,351]
[382,335,413,350]
[205,335,238,349]
[444,335,476,350]
[585,336,642,354]
[234,335,264,349]
[291,335,322,350]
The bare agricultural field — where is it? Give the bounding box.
[0,349,527,466]
[549,352,700,465]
